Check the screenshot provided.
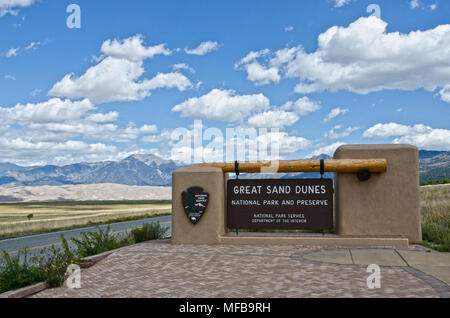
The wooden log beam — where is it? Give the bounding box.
[190,159,387,173]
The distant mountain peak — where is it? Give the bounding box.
[306,154,333,160]
[126,153,173,166]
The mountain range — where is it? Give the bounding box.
[0,150,448,187]
[419,150,450,182]
[0,154,183,187]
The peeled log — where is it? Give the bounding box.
[190,159,387,173]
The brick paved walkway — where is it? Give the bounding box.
[32,240,447,298]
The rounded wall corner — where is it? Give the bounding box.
[333,144,348,159]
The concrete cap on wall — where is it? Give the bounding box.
[334,144,418,156]
[173,167,224,174]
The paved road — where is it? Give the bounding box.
[0,215,172,258]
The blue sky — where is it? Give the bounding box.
[0,0,449,166]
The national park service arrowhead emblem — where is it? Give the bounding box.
[182,186,209,224]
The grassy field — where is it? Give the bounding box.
[0,200,171,237]
[420,184,450,251]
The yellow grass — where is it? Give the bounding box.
[0,200,171,236]
[420,184,450,223]
[419,184,450,251]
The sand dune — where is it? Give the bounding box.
[0,183,172,202]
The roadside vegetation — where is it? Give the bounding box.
[419,184,450,252]
[0,222,168,294]
[420,178,450,186]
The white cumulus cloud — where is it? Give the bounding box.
[440,85,450,103]
[243,61,280,85]
[171,89,270,122]
[247,110,299,129]
[323,107,349,122]
[240,16,450,97]
[325,125,360,139]
[184,41,219,56]
[363,123,450,150]
[100,34,171,62]
[172,63,195,73]
[235,49,270,68]
[281,96,320,116]
[0,0,35,17]
[111,124,158,143]
[85,111,119,123]
[0,98,94,124]
[49,35,192,104]
[308,142,345,157]
[331,0,352,7]
[0,97,159,144]
[235,49,280,85]
[0,137,118,166]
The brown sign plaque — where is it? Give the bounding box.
[227,179,333,230]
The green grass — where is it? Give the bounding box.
[420,178,450,186]
[130,222,169,243]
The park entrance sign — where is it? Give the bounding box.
[227,179,333,230]
[172,145,421,247]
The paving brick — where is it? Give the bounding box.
[31,241,440,298]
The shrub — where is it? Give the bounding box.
[130,222,168,243]
[0,249,46,293]
[0,236,78,293]
[32,236,79,287]
[71,225,130,258]
[422,222,450,252]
